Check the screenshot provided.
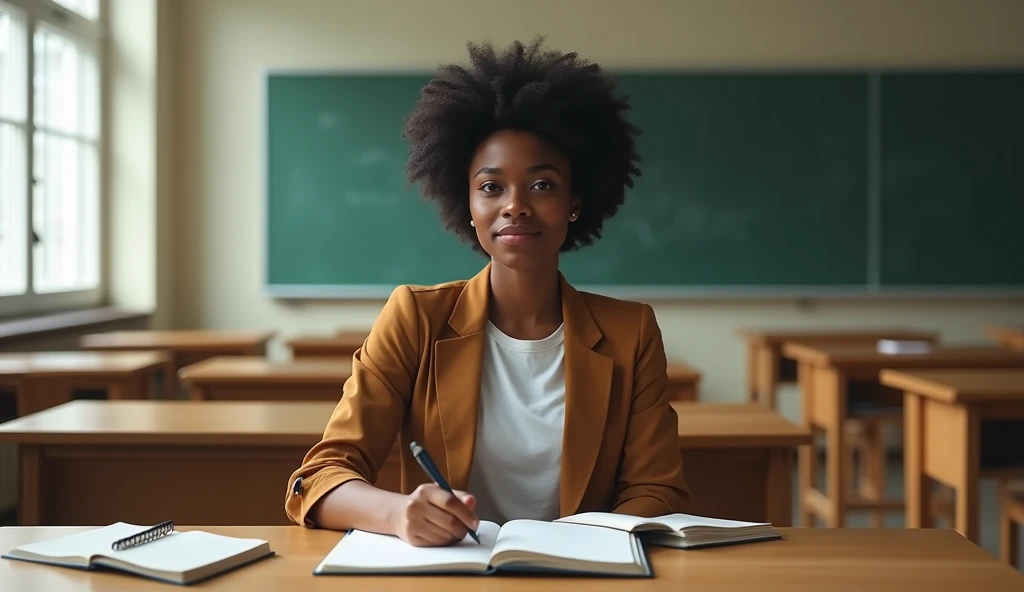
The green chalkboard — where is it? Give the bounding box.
[264,70,1024,297]
[880,72,1024,287]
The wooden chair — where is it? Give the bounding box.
[1000,481,1024,568]
[844,407,903,527]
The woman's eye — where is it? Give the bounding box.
[480,182,500,193]
[532,180,553,191]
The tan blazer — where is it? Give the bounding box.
[285,264,689,527]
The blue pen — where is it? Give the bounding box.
[409,441,481,544]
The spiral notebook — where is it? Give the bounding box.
[2,521,274,585]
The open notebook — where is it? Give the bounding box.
[2,522,274,585]
[556,512,780,549]
[315,519,650,577]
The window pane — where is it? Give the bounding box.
[0,123,27,296]
[32,132,99,293]
[0,2,27,121]
[52,0,99,21]
[34,27,98,139]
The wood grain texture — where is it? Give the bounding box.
[2,528,1021,591]
[782,343,1024,370]
[81,330,274,351]
[672,403,812,448]
[880,369,1024,404]
[180,357,352,384]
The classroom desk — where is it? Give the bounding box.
[0,352,165,416]
[783,342,1024,528]
[179,356,352,401]
[879,369,1024,545]
[989,324,1024,351]
[0,400,807,528]
[738,328,939,408]
[2,527,1021,591]
[666,362,702,401]
[80,330,275,399]
[672,402,811,526]
[287,331,367,360]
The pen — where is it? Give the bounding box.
[409,441,481,544]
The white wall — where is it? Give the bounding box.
[167,0,1024,421]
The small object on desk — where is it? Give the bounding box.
[315,519,651,577]
[877,339,932,355]
[555,512,781,549]
[111,519,175,551]
[410,440,481,544]
[2,522,274,585]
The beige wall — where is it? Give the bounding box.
[165,0,1024,421]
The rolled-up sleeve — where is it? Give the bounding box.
[284,285,422,527]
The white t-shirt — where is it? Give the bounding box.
[467,320,566,524]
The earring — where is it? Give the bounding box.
[570,212,578,221]
[470,220,475,228]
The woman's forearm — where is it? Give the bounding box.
[309,480,406,533]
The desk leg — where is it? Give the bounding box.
[953,404,981,544]
[755,346,780,409]
[822,368,848,528]
[746,343,760,403]
[904,392,930,529]
[798,363,817,527]
[165,353,180,400]
[766,447,794,526]
[107,375,149,400]
[18,445,41,525]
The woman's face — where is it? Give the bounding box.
[467,129,581,269]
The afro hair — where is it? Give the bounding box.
[402,37,641,253]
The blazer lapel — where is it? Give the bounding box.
[433,264,490,490]
[559,276,613,516]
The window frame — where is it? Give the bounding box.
[0,0,105,319]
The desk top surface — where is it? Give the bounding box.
[1,526,1019,591]
[179,356,353,383]
[782,342,1024,370]
[666,362,701,382]
[879,368,1024,404]
[672,403,811,448]
[81,331,275,351]
[0,351,166,377]
[0,400,334,445]
[0,400,808,449]
[738,327,938,346]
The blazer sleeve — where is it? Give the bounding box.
[284,285,423,527]
[611,304,691,517]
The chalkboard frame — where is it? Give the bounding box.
[261,67,1024,300]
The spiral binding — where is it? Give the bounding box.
[110,520,175,551]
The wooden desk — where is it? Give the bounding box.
[2,527,1021,591]
[673,402,811,526]
[80,330,275,399]
[179,356,352,401]
[738,328,939,408]
[0,400,807,528]
[783,342,1024,528]
[287,330,368,360]
[879,369,1024,546]
[0,352,165,416]
[666,362,702,401]
[0,400,331,526]
[989,324,1024,351]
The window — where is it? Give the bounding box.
[0,0,102,317]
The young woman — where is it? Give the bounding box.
[285,38,688,547]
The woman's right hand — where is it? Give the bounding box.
[391,483,479,546]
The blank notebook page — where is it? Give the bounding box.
[320,522,500,570]
[105,531,269,572]
[12,523,145,560]
[492,520,636,565]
